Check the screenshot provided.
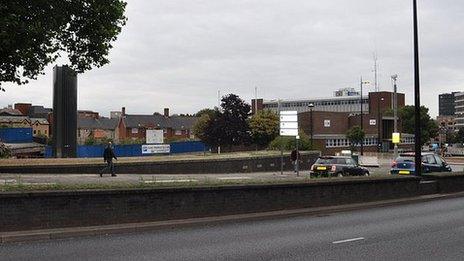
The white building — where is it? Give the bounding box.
[454,92,464,128]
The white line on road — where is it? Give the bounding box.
[217,177,251,180]
[332,237,365,244]
[144,179,198,183]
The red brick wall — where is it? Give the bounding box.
[14,103,31,115]
[299,111,351,135]
[369,92,405,114]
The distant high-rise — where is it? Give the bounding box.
[52,65,77,158]
[439,92,458,116]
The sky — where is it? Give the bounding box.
[2,0,464,117]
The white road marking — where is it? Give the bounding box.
[144,179,198,183]
[217,177,251,180]
[332,237,365,244]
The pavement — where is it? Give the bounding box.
[3,193,464,260]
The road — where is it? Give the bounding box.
[3,196,464,261]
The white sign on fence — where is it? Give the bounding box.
[369,119,377,126]
[142,144,170,154]
[280,111,298,137]
[146,129,164,144]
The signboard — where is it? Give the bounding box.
[280,111,298,137]
[324,120,331,127]
[369,119,376,126]
[146,129,164,144]
[142,144,170,154]
[392,132,400,144]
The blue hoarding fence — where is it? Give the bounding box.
[45,141,208,158]
[0,128,33,143]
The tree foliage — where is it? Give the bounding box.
[399,105,438,145]
[249,110,279,147]
[346,125,365,151]
[269,130,312,151]
[0,0,127,88]
[193,94,251,148]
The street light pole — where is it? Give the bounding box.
[392,75,399,159]
[360,76,364,156]
[413,0,422,176]
[377,97,384,152]
[309,103,314,150]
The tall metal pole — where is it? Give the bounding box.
[393,75,399,159]
[278,99,283,175]
[413,0,422,176]
[310,108,313,149]
[377,95,381,152]
[360,76,364,155]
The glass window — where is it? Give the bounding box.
[426,155,436,164]
[435,156,444,165]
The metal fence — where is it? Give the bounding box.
[44,141,207,158]
[0,128,33,143]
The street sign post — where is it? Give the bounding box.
[280,111,298,175]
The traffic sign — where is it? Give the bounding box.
[280,111,298,137]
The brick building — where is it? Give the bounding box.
[294,91,411,155]
[116,107,198,143]
[77,118,118,145]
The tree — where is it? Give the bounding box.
[195,108,216,118]
[346,126,365,152]
[0,1,127,88]
[192,113,212,142]
[269,130,312,151]
[399,106,438,145]
[249,110,279,147]
[219,94,252,147]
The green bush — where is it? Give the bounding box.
[269,130,312,151]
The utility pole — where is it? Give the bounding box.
[392,75,399,159]
[278,99,283,175]
[254,86,258,115]
[374,55,381,152]
[413,0,422,176]
[360,76,364,155]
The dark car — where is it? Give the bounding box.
[310,156,369,178]
[390,152,452,175]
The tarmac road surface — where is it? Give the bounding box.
[3,196,464,260]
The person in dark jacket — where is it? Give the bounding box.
[290,149,300,173]
[100,142,117,177]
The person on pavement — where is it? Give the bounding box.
[290,149,301,173]
[100,142,117,177]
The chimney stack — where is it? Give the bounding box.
[164,108,169,117]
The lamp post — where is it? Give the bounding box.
[392,74,399,159]
[377,97,385,152]
[360,77,370,155]
[308,103,315,149]
[413,0,422,176]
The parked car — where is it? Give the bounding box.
[390,152,452,175]
[310,156,370,178]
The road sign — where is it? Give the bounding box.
[142,144,170,154]
[392,132,400,144]
[146,129,164,144]
[280,111,298,137]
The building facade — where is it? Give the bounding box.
[116,107,198,143]
[455,92,464,129]
[439,92,458,116]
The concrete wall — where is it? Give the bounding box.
[0,176,421,232]
[0,152,321,174]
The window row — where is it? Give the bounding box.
[326,138,378,148]
[264,99,369,109]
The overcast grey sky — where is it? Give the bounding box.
[2,0,463,117]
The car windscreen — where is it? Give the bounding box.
[315,158,346,164]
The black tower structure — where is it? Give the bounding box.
[52,65,77,158]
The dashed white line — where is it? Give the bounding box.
[332,237,365,244]
[217,177,251,180]
[144,179,198,183]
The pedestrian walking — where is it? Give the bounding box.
[290,149,300,173]
[100,142,117,177]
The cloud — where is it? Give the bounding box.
[2,0,463,117]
